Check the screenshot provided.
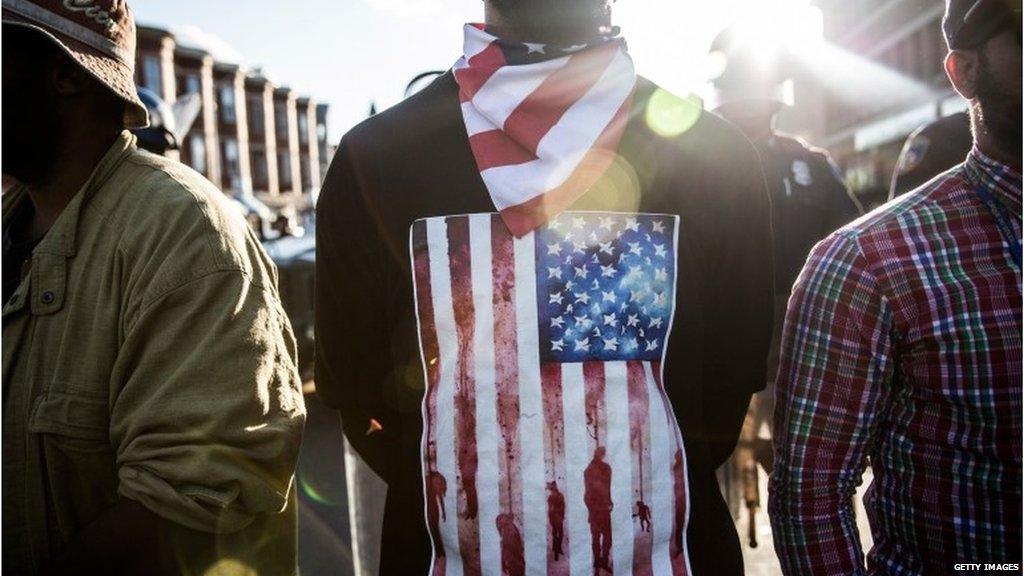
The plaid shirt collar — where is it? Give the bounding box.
[965,147,1022,216]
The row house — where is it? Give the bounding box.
[135,25,329,210]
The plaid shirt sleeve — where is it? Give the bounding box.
[768,230,897,575]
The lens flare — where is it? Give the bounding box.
[644,89,703,138]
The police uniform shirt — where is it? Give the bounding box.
[758,135,863,295]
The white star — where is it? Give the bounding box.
[630,290,644,303]
[564,280,576,292]
[654,267,668,282]
[564,304,574,315]
[551,338,565,351]
[589,231,598,242]
[574,265,588,279]
[625,217,640,232]
[628,265,642,278]
[620,302,628,312]
[564,255,573,265]
[654,244,667,258]
[564,231,574,242]
[652,220,666,234]
[574,315,592,329]
[548,266,563,279]
[549,218,563,231]
[599,216,615,230]
[603,337,619,351]
[599,241,615,256]
[625,337,639,350]
[574,338,591,352]
[591,279,600,290]
[549,292,564,305]
[551,316,565,329]
[653,292,668,306]
[602,290,616,303]
[649,317,663,329]
[626,314,640,327]
[524,42,546,54]
[573,241,587,254]
[629,242,643,256]
[601,264,617,278]
[548,242,563,256]
[603,313,619,327]
[572,217,586,230]
[645,339,660,351]
[574,291,591,305]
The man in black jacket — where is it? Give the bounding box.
[316,1,773,573]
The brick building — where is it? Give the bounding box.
[135,25,329,211]
[814,0,963,205]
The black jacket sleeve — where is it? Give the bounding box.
[315,138,400,482]
[692,123,775,468]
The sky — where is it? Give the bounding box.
[132,0,798,144]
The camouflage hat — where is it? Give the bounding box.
[2,0,149,128]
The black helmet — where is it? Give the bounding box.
[133,87,179,154]
[889,112,973,201]
[707,23,796,110]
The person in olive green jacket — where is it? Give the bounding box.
[1,2,306,574]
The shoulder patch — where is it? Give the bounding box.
[897,135,930,176]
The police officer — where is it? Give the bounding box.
[707,23,864,543]
[889,111,973,201]
[132,86,180,155]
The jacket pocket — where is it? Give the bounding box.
[29,392,110,451]
[28,391,118,540]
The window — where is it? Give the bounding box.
[186,74,201,95]
[278,150,292,188]
[275,103,289,140]
[189,134,206,175]
[222,137,240,190]
[219,85,236,124]
[300,154,311,190]
[317,123,327,143]
[252,150,268,189]
[142,55,162,95]
[248,95,264,135]
[298,114,309,144]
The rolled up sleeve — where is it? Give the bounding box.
[768,232,894,575]
[110,268,306,533]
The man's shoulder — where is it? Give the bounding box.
[109,148,266,281]
[817,165,970,261]
[341,71,461,156]
[631,77,757,156]
[625,78,764,199]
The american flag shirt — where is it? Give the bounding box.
[412,212,690,576]
[769,149,1023,575]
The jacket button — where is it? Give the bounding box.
[41,291,55,304]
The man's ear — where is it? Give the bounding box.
[49,53,92,97]
[945,49,980,100]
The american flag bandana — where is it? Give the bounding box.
[453,24,637,238]
[412,212,691,576]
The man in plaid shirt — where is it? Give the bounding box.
[770,1,1022,574]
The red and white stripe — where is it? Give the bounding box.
[453,25,636,238]
[412,213,691,576]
